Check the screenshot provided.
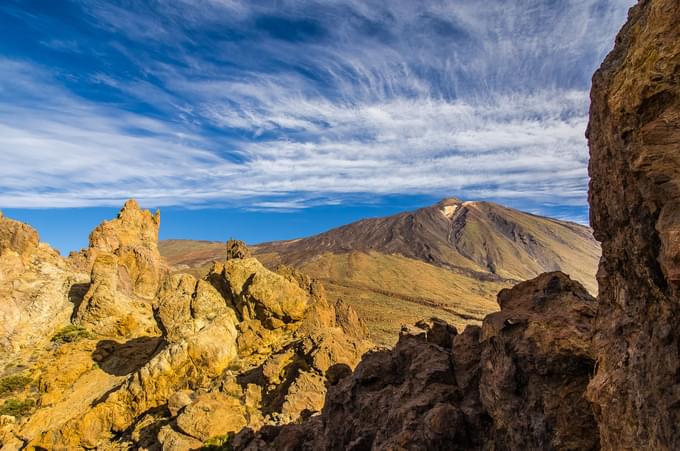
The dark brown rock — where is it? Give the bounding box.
[480,272,598,450]
[586,0,680,449]
[236,272,598,451]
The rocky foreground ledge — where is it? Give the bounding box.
[233,272,599,450]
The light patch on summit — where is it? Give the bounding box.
[440,205,459,219]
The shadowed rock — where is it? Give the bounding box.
[235,272,598,450]
[586,0,680,448]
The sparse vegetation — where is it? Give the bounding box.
[0,374,32,395]
[51,324,93,344]
[0,398,35,418]
[202,434,232,450]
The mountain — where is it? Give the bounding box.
[160,198,600,344]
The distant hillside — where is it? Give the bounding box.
[160,198,600,344]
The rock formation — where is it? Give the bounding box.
[75,199,165,299]
[586,0,680,448]
[72,200,166,339]
[0,204,372,449]
[226,239,252,260]
[235,272,599,450]
[0,212,83,355]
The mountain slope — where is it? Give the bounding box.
[160,198,600,344]
[254,198,599,287]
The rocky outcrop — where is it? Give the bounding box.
[236,272,598,450]
[0,212,39,258]
[77,199,164,299]
[227,239,252,260]
[479,274,598,450]
[586,0,680,448]
[19,234,371,449]
[0,213,83,355]
[72,200,166,339]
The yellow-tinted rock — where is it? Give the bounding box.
[0,212,39,257]
[75,252,159,338]
[157,425,203,451]
[86,199,164,299]
[0,213,82,355]
[220,258,309,322]
[176,392,247,441]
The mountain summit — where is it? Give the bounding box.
[253,198,599,286]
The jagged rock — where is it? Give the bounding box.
[69,200,169,340]
[414,317,457,349]
[480,273,598,450]
[82,199,164,299]
[176,392,248,441]
[227,239,252,260]
[586,0,680,448]
[235,272,597,450]
[0,211,39,257]
[155,273,234,344]
[334,299,369,340]
[221,258,309,323]
[157,425,203,451]
[167,390,194,417]
[279,370,326,421]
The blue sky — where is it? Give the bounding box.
[0,0,632,253]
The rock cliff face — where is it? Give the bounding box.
[586,0,680,448]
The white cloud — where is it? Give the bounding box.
[0,0,635,211]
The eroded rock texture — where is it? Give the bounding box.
[0,211,372,450]
[0,202,373,450]
[236,272,598,451]
[586,0,680,448]
[72,200,166,339]
[0,212,83,355]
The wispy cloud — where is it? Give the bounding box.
[0,0,633,211]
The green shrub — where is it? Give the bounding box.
[0,398,35,418]
[202,434,232,450]
[51,325,93,344]
[0,374,32,395]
